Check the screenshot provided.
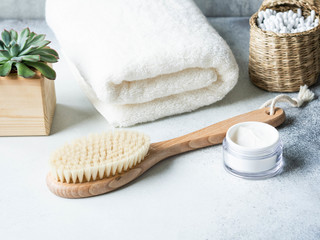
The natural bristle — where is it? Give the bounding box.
[50,131,150,183]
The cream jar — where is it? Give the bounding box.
[223,121,283,179]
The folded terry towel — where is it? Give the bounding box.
[46,0,239,127]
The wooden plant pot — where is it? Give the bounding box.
[0,71,56,136]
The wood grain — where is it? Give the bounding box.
[0,70,56,136]
[47,107,285,198]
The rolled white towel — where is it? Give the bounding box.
[46,0,239,127]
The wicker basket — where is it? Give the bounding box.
[249,0,320,92]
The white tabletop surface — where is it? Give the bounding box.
[1,19,319,240]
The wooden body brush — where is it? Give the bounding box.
[47,107,285,198]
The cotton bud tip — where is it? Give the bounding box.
[257,8,318,33]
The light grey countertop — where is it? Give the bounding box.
[0,18,319,240]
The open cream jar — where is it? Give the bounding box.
[223,121,283,179]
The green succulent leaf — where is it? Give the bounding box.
[21,55,40,62]
[0,50,11,59]
[20,28,30,38]
[30,34,45,43]
[25,34,45,49]
[17,28,30,50]
[30,40,50,49]
[10,44,20,57]
[12,55,40,63]
[0,61,13,76]
[46,48,59,58]
[39,54,58,63]
[15,62,35,78]
[1,30,11,46]
[24,32,36,48]
[18,46,37,56]
[11,56,23,62]
[25,37,35,47]
[10,40,17,46]
[0,41,5,50]
[30,48,59,58]
[29,32,36,39]
[10,30,18,41]
[19,37,28,51]
[25,62,56,80]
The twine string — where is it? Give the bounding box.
[260,85,315,115]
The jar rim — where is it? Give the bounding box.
[226,121,280,154]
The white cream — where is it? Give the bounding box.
[230,124,278,148]
[223,122,283,179]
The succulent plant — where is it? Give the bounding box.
[0,28,59,80]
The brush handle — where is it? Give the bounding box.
[47,107,285,198]
[151,107,285,157]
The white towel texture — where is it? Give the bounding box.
[46,0,239,127]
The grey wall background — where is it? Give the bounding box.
[0,0,263,19]
[196,0,262,17]
[0,0,45,19]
